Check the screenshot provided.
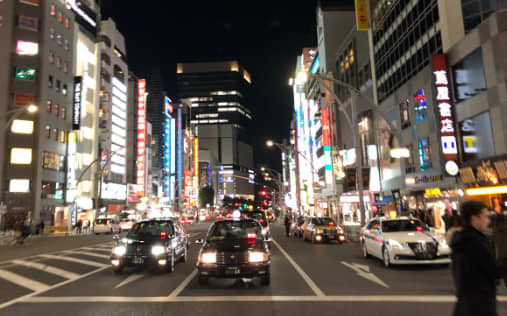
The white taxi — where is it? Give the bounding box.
[360,217,451,267]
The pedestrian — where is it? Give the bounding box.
[450,200,506,316]
[284,213,291,237]
[39,220,45,236]
[491,200,507,286]
[445,214,463,245]
[77,219,82,235]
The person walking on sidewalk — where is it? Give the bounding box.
[284,213,291,237]
[76,219,82,235]
[450,200,507,316]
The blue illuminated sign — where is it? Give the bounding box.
[311,56,320,74]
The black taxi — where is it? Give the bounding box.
[195,212,271,286]
[110,219,189,274]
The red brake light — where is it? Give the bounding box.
[247,233,257,239]
[416,226,423,232]
[160,232,166,240]
[259,219,264,223]
[329,222,334,227]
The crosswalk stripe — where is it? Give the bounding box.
[80,247,111,252]
[39,254,107,268]
[65,251,109,259]
[11,260,79,280]
[0,269,49,292]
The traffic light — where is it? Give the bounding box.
[260,190,267,197]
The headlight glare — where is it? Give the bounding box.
[151,245,166,256]
[389,240,404,249]
[315,229,323,234]
[439,239,449,248]
[248,251,266,263]
[200,252,217,264]
[113,245,126,256]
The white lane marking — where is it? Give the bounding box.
[11,260,80,280]
[271,239,325,297]
[0,266,109,310]
[20,295,507,303]
[168,269,198,297]
[0,269,49,292]
[114,274,145,289]
[341,261,389,288]
[39,254,107,268]
[79,247,112,252]
[64,250,109,259]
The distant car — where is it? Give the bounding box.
[290,216,306,238]
[302,217,345,243]
[180,217,193,225]
[110,219,189,274]
[360,217,451,267]
[215,214,224,220]
[195,214,271,286]
[241,210,270,238]
[94,218,121,234]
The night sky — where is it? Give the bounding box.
[101,0,317,171]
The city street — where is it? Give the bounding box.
[0,222,505,316]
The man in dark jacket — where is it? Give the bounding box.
[450,200,505,316]
[284,213,291,237]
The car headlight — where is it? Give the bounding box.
[389,240,404,249]
[200,252,217,264]
[113,245,126,256]
[315,229,323,234]
[248,251,267,263]
[151,245,166,256]
[262,227,269,235]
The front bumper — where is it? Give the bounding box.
[314,232,345,242]
[198,262,270,278]
[111,254,170,268]
[390,248,451,265]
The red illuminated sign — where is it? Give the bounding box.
[432,54,458,175]
[137,79,146,196]
[321,108,330,146]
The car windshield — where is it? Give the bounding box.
[312,218,335,226]
[381,219,428,232]
[127,221,173,239]
[208,221,261,240]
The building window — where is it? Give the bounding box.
[56,56,61,69]
[400,99,410,129]
[45,125,51,138]
[49,27,55,39]
[49,51,54,63]
[61,106,66,119]
[64,39,69,51]
[63,60,68,73]
[413,89,428,122]
[48,75,53,88]
[113,64,125,81]
[53,128,58,141]
[46,100,52,112]
[50,4,56,16]
[54,104,59,116]
[459,111,495,162]
[62,84,67,95]
[418,137,432,171]
[65,18,70,29]
[41,181,63,199]
[57,11,63,23]
[56,33,62,46]
[59,130,65,143]
[55,80,60,92]
[452,48,487,102]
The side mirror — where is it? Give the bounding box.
[195,238,204,244]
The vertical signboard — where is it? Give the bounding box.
[355,0,369,31]
[322,108,333,185]
[137,79,146,196]
[193,138,199,203]
[432,55,458,176]
[177,108,183,201]
[72,76,82,130]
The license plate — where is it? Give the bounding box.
[132,256,144,264]
[225,267,240,276]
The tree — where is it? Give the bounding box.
[199,185,215,209]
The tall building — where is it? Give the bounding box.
[0,0,77,226]
[96,18,128,214]
[176,61,255,200]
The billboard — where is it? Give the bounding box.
[137,79,146,196]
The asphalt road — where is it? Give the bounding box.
[0,222,505,316]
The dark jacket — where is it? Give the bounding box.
[450,226,499,316]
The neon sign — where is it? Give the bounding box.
[165,96,173,117]
[137,79,146,196]
[432,54,458,175]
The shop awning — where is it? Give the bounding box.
[373,196,394,206]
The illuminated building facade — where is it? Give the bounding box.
[176,61,255,200]
[0,0,77,225]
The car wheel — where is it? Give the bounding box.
[113,265,124,275]
[166,251,175,273]
[180,246,188,263]
[260,271,270,286]
[383,247,391,268]
[362,241,369,258]
[198,275,208,285]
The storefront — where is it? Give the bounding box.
[460,155,507,212]
[338,191,373,241]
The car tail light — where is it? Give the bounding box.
[416,226,423,232]
[329,222,334,227]
[247,233,256,239]
[259,219,264,223]
[160,231,166,240]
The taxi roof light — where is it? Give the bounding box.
[232,210,241,220]
[247,233,257,239]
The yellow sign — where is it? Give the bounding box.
[355,0,369,31]
[425,188,442,197]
